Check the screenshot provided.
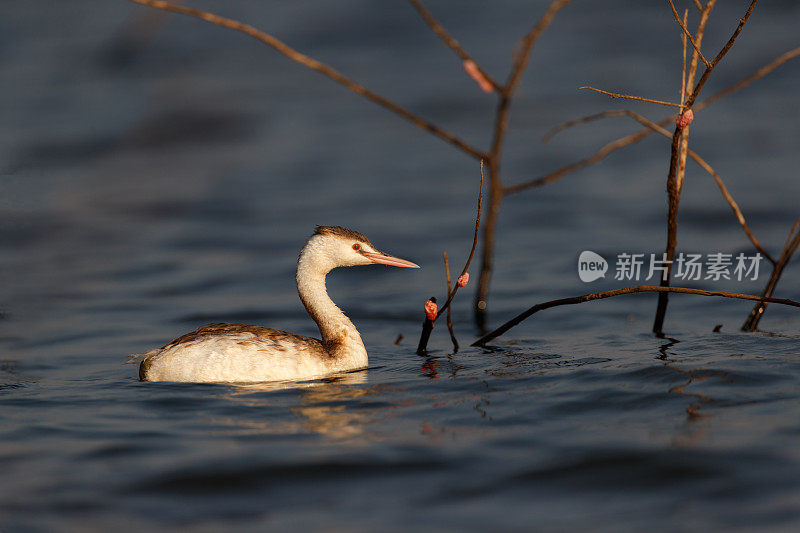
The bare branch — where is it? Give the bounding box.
[536,108,776,264]
[695,46,800,112]
[125,0,487,160]
[668,0,711,68]
[742,218,800,331]
[435,160,483,319]
[685,149,776,265]
[680,8,688,105]
[685,0,759,108]
[505,127,654,194]
[443,252,459,352]
[541,111,624,144]
[530,45,800,194]
[417,162,483,355]
[657,0,751,335]
[407,0,501,91]
[613,111,776,265]
[473,285,800,346]
[783,218,800,251]
[416,297,437,356]
[473,0,574,322]
[506,0,573,96]
[580,86,684,109]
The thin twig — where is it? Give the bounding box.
[540,109,776,264]
[436,160,484,319]
[783,218,800,251]
[580,86,684,109]
[473,286,800,346]
[542,110,672,144]
[619,111,775,265]
[541,111,618,144]
[675,0,714,192]
[680,8,688,105]
[668,0,711,68]
[742,218,800,331]
[506,0,573,96]
[696,46,800,112]
[406,0,501,91]
[416,161,484,355]
[125,0,487,160]
[685,150,776,265]
[505,127,655,194]
[443,252,459,352]
[684,0,759,108]
[531,46,800,192]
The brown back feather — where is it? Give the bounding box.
[160,323,315,349]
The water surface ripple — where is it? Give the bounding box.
[2,1,800,531]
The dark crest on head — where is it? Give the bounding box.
[314,226,372,245]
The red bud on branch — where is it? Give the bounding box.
[424,299,438,321]
[676,108,694,129]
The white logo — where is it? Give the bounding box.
[576,251,762,282]
[578,251,608,282]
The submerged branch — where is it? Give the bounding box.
[473,286,800,346]
[434,161,484,319]
[416,161,484,354]
[443,252,459,352]
[742,218,800,331]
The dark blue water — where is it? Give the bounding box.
[3,1,800,530]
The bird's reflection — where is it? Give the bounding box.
[208,371,375,441]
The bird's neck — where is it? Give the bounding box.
[296,252,366,360]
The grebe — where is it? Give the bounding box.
[136,226,419,383]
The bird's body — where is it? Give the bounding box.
[137,323,364,383]
[136,226,418,383]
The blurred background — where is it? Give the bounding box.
[2,1,800,531]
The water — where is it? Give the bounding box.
[2,1,800,530]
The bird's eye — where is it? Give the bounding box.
[352,243,361,251]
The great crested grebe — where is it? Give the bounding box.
[136,226,419,383]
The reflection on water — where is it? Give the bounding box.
[658,337,708,418]
[208,372,373,441]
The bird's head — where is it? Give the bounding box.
[303,226,420,272]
